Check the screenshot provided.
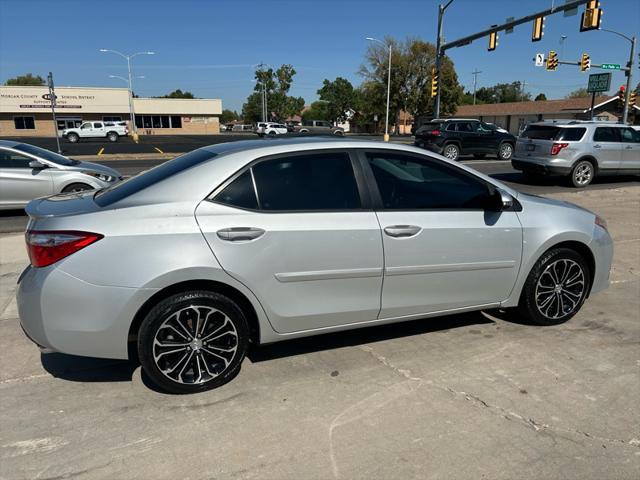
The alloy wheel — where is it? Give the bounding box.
[152,305,239,385]
[499,143,513,160]
[535,259,585,320]
[443,144,459,160]
[574,163,593,186]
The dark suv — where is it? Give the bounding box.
[414,119,516,161]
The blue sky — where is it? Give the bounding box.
[1,0,638,111]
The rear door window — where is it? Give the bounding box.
[558,128,586,141]
[620,128,640,143]
[520,125,561,140]
[593,127,620,142]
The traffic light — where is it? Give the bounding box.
[618,86,626,107]
[488,26,498,51]
[630,91,638,107]
[546,51,558,71]
[431,67,439,98]
[532,16,545,42]
[580,0,602,32]
[580,53,591,72]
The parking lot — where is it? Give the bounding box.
[1,184,638,479]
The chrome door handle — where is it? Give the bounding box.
[383,225,422,238]
[217,227,265,242]
[593,144,601,148]
[625,145,633,149]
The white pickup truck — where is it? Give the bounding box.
[62,121,129,143]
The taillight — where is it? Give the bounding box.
[430,129,441,136]
[550,142,569,155]
[25,230,103,268]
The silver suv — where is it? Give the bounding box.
[513,121,640,187]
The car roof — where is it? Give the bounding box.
[0,140,21,148]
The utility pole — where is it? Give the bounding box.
[471,69,482,105]
[47,72,61,154]
[256,62,268,122]
[520,80,528,101]
[622,35,636,124]
[434,0,455,118]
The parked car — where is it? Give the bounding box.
[513,121,640,187]
[414,119,516,161]
[62,121,128,143]
[0,140,122,209]
[18,138,612,394]
[263,123,288,136]
[286,121,300,132]
[297,120,344,136]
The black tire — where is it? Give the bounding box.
[107,131,119,142]
[268,130,277,136]
[62,182,92,193]
[498,142,514,160]
[473,154,486,159]
[518,248,590,326]
[138,291,249,394]
[67,133,79,143]
[570,160,595,188]
[442,143,460,161]
[333,130,344,136]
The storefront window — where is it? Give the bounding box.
[14,117,35,130]
[134,115,183,129]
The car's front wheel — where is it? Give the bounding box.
[67,133,79,143]
[138,291,249,394]
[518,248,590,326]
[442,143,460,161]
[498,142,514,160]
[62,183,92,193]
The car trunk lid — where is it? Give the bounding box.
[25,191,101,220]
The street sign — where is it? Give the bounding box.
[587,72,612,93]
[601,64,621,70]
[535,53,545,67]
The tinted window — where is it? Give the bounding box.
[251,152,360,211]
[366,152,491,210]
[95,148,216,207]
[13,143,76,166]
[0,150,32,168]
[94,122,103,128]
[14,117,35,129]
[215,170,258,210]
[620,128,640,143]
[419,122,444,132]
[456,122,475,132]
[559,128,586,141]
[171,116,182,128]
[593,127,620,142]
[521,125,560,140]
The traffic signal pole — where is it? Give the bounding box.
[622,36,636,124]
[433,0,591,118]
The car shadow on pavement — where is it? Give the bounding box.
[40,353,137,383]
[248,311,494,363]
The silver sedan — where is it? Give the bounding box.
[17,138,613,393]
[0,140,121,210]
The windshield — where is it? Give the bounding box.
[14,143,78,166]
[94,148,217,207]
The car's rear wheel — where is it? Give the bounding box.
[107,132,119,142]
[62,183,92,193]
[333,130,344,136]
[518,248,590,326]
[570,160,595,188]
[138,291,249,394]
[268,130,277,136]
[498,142,514,160]
[442,143,460,161]
[67,133,79,143]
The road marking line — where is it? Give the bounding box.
[97,147,104,156]
[154,147,164,154]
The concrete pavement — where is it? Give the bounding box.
[0,187,638,479]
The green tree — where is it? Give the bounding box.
[358,37,463,131]
[534,93,547,101]
[242,64,305,122]
[162,89,195,99]
[4,73,45,86]
[565,88,590,99]
[220,109,239,124]
[302,101,331,121]
[475,82,531,103]
[317,77,357,124]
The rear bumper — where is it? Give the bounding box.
[17,265,158,360]
[512,158,571,176]
[415,139,443,154]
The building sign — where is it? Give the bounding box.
[0,86,129,113]
[587,73,612,93]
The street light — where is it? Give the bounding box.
[99,49,155,141]
[366,37,392,142]
[595,29,636,124]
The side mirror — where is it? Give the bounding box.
[29,160,47,169]
[488,188,514,211]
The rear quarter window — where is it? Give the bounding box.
[558,128,586,141]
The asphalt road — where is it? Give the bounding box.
[1,158,638,233]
